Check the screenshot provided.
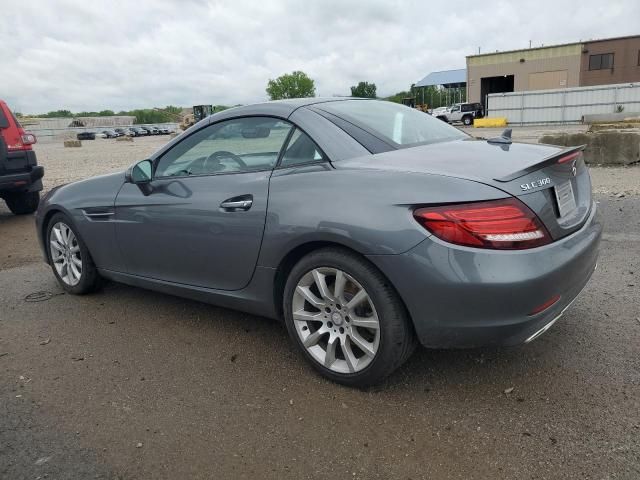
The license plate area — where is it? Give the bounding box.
[554,180,577,218]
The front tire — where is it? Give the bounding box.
[5,191,40,215]
[46,213,101,294]
[283,248,416,387]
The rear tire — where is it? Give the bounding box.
[283,247,416,388]
[46,212,101,294]
[5,191,40,215]
[462,115,473,126]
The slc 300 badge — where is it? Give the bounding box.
[521,177,551,191]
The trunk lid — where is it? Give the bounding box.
[337,138,592,240]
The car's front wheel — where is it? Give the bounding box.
[47,213,101,294]
[283,248,416,387]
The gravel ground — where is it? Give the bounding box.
[0,129,639,479]
[35,136,166,192]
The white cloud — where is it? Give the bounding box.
[1,0,638,112]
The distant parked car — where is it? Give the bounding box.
[114,128,133,136]
[95,132,107,139]
[142,126,160,135]
[431,106,450,118]
[129,127,147,137]
[157,126,172,135]
[77,131,96,140]
[102,129,118,138]
[435,102,484,126]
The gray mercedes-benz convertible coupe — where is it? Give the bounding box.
[35,98,602,387]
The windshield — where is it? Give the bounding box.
[317,100,467,148]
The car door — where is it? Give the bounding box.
[448,104,461,122]
[114,116,293,290]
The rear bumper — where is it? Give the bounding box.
[367,201,602,348]
[0,165,44,193]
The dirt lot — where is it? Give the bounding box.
[1,131,639,479]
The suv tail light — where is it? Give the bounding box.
[2,128,36,151]
[413,198,551,250]
[21,132,37,145]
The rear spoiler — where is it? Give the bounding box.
[494,145,586,183]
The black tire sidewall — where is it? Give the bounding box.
[46,212,100,294]
[283,248,414,387]
[5,191,39,215]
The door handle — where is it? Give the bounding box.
[220,196,253,211]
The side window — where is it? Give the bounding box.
[155,117,292,177]
[279,129,325,168]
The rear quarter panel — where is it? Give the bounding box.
[258,164,509,267]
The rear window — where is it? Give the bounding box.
[0,105,9,128]
[317,100,467,147]
[10,110,22,128]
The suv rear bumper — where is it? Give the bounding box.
[0,165,44,193]
[367,201,602,348]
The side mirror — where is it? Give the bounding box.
[126,159,153,195]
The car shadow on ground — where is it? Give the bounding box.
[88,277,575,395]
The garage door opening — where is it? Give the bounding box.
[480,75,514,110]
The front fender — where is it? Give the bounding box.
[35,172,127,271]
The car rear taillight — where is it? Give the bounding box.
[3,128,36,151]
[21,132,37,145]
[413,198,552,250]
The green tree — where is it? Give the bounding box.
[385,90,413,104]
[163,105,182,115]
[266,71,316,100]
[42,109,73,118]
[350,81,377,98]
[98,109,115,116]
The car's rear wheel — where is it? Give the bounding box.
[47,213,101,294]
[5,191,40,215]
[283,248,416,387]
[462,115,473,126]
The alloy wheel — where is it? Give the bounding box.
[49,222,83,286]
[292,267,380,374]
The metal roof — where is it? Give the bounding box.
[415,69,466,87]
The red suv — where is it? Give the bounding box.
[0,100,43,214]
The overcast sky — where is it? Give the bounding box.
[2,0,638,113]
